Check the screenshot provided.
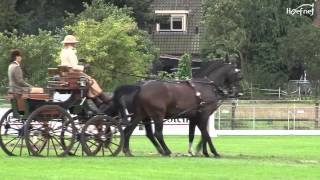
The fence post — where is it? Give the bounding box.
[218,107,221,130]
[250,82,253,100]
[231,100,236,130]
[293,103,296,130]
[278,87,281,99]
[298,86,301,100]
[315,101,319,129]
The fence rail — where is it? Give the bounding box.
[214,100,320,131]
[242,80,319,100]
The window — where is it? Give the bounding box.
[158,15,171,30]
[155,10,188,32]
[172,16,183,30]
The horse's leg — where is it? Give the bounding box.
[188,118,197,156]
[122,116,140,157]
[206,125,220,158]
[189,116,203,156]
[198,113,220,158]
[195,138,203,156]
[153,117,171,156]
[143,119,164,155]
[207,136,220,158]
[197,113,211,157]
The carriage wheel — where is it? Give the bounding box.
[24,105,76,157]
[61,119,84,156]
[80,115,124,156]
[0,109,28,156]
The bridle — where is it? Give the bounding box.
[192,77,230,97]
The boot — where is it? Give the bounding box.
[98,93,112,104]
[92,97,103,107]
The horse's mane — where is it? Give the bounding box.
[194,60,227,78]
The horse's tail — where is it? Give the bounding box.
[113,85,141,123]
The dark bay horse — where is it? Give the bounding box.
[113,61,242,157]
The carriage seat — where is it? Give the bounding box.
[6,93,51,101]
[6,92,51,112]
[47,66,87,90]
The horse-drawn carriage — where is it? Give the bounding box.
[0,59,243,158]
[0,66,124,157]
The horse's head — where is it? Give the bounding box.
[196,60,243,98]
[223,64,243,98]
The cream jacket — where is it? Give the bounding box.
[60,47,84,71]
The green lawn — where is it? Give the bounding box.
[0,136,320,180]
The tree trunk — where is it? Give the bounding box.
[313,0,320,27]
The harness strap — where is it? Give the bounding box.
[187,80,204,105]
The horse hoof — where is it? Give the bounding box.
[157,149,165,155]
[188,151,194,157]
[125,153,134,157]
[203,153,210,157]
[214,154,221,158]
[123,150,134,157]
[162,151,171,157]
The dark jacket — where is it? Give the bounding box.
[8,62,32,93]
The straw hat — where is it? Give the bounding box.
[62,35,79,44]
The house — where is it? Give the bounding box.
[149,0,203,73]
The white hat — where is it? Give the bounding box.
[62,35,79,44]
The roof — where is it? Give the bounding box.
[150,0,203,55]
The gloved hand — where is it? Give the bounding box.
[78,58,87,63]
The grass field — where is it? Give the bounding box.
[0,136,320,180]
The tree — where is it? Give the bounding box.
[63,1,158,90]
[176,53,192,80]
[279,25,320,81]
[202,0,316,88]
[314,0,320,27]
[105,0,154,28]
[0,30,60,93]
[14,0,90,34]
[0,0,20,32]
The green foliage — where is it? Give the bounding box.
[64,0,132,25]
[64,2,157,90]
[0,0,153,34]
[279,25,320,81]
[0,0,91,34]
[0,1,157,93]
[105,0,154,28]
[0,0,20,32]
[0,30,60,91]
[176,53,192,80]
[202,0,316,88]
[66,0,153,28]
[156,71,175,80]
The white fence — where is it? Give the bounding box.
[1,100,320,136]
[133,100,320,136]
[213,100,320,135]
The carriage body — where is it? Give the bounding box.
[0,66,124,157]
[6,67,91,119]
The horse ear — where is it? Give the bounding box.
[225,54,230,63]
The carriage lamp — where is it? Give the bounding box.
[79,76,87,87]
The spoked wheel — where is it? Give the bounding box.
[0,109,29,156]
[80,115,124,156]
[61,119,84,156]
[24,105,76,157]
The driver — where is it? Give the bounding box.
[59,35,111,107]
